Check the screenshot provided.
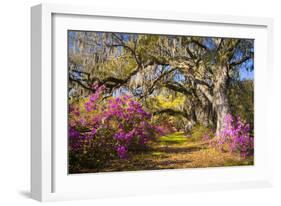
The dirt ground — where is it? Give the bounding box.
[77,132,254,173]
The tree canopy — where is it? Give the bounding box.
[68,31,254,134]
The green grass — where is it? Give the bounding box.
[158,132,188,145]
[151,151,165,156]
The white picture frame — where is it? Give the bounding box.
[31,3,274,202]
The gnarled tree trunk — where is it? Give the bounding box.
[213,65,230,135]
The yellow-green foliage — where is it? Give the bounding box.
[190,125,213,142]
[147,92,187,130]
[94,54,137,80]
[155,93,185,110]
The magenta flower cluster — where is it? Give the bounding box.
[215,114,254,158]
[68,85,158,161]
[100,95,156,158]
[84,85,105,112]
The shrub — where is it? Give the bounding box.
[214,114,254,158]
[68,85,159,171]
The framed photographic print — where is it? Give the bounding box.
[31,3,274,201]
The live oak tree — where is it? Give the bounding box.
[138,36,254,134]
[68,31,253,134]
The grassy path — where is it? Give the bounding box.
[79,132,253,173]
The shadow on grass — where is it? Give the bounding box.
[104,158,193,171]
[223,158,254,166]
[152,146,201,154]
[157,159,192,166]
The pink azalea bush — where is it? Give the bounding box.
[68,85,159,171]
[214,114,254,158]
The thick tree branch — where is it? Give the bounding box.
[197,84,213,103]
[230,55,252,67]
[165,82,193,96]
[191,38,208,50]
[110,33,141,66]
[227,39,241,61]
[194,78,211,88]
[153,108,189,119]
[69,76,94,92]
[216,39,224,52]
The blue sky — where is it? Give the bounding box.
[238,59,254,80]
[240,67,254,80]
